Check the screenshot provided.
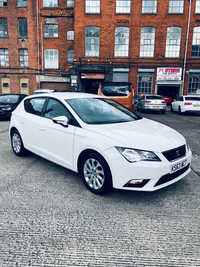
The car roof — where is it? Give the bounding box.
[27,92,106,101]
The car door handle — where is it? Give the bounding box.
[20,120,25,124]
[39,126,45,131]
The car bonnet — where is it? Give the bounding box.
[84,118,185,153]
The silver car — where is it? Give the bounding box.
[137,95,166,114]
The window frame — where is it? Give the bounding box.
[137,73,153,95]
[17,0,27,7]
[0,0,7,7]
[18,18,28,38]
[67,31,74,40]
[67,0,74,7]
[140,26,155,58]
[116,0,131,14]
[85,0,100,14]
[44,49,59,69]
[44,24,58,38]
[0,18,8,37]
[142,0,157,14]
[168,0,184,14]
[165,26,182,58]
[85,26,100,57]
[43,0,58,7]
[114,26,129,57]
[19,49,28,68]
[0,48,9,67]
[67,49,74,62]
[191,27,200,58]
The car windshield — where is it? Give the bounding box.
[146,96,163,100]
[101,84,131,96]
[185,97,200,101]
[0,95,19,103]
[66,98,141,124]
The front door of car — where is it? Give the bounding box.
[38,98,76,170]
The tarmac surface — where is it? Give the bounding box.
[0,110,200,266]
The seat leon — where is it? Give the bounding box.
[9,92,192,195]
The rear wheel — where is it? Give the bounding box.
[80,153,112,195]
[178,106,184,115]
[11,130,27,156]
[170,105,174,112]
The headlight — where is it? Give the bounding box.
[116,147,161,163]
[2,107,12,111]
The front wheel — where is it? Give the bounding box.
[80,153,112,195]
[11,130,27,156]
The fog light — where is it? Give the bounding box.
[129,179,144,184]
[123,179,150,188]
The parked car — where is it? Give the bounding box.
[162,96,173,105]
[9,92,192,195]
[171,95,200,114]
[98,82,135,111]
[33,89,54,95]
[0,94,27,119]
[137,94,166,113]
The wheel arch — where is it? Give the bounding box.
[77,149,112,181]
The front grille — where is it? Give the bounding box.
[154,164,190,187]
[162,145,186,162]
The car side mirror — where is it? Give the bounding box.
[52,116,69,128]
[173,99,176,102]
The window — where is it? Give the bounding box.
[188,75,200,94]
[0,18,7,37]
[24,98,46,116]
[86,0,100,13]
[67,31,74,40]
[67,49,74,62]
[0,49,9,67]
[43,0,57,7]
[17,0,27,6]
[191,27,200,58]
[67,0,74,7]
[43,99,72,120]
[165,26,182,58]
[169,0,184,13]
[142,0,157,13]
[0,0,7,7]
[85,26,99,57]
[196,0,200,13]
[45,49,58,69]
[114,27,129,57]
[137,74,153,94]
[44,24,58,38]
[116,0,131,13]
[18,18,27,37]
[19,49,28,67]
[140,27,155,57]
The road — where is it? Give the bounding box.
[0,110,200,267]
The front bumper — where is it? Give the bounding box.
[102,146,192,192]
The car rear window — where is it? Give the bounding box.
[101,84,131,97]
[146,96,163,100]
[185,97,200,101]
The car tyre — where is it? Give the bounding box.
[161,110,166,114]
[11,130,27,156]
[178,106,184,115]
[80,153,112,195]
[170,105,174,112]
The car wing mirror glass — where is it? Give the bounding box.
[52,116,69,128]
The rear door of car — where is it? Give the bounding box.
[22,97,47,154]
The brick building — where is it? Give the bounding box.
[1,0,200,98]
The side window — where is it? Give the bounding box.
[24,98,46,116]
[43,98,71,120]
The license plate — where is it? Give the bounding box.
[193,105,200,107]
[152,106,160,109]
[170,159,188,174]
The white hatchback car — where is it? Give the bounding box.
[9,93,192,195]
[171,95,200,114]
